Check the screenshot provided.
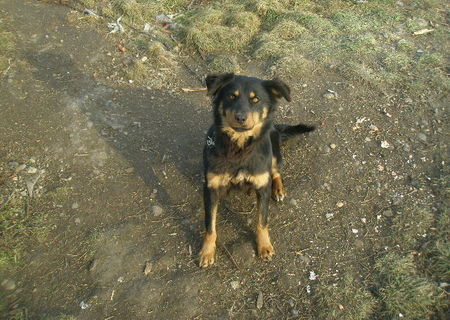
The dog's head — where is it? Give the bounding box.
[206,74,290,141]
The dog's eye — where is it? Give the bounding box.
[250,97,260,104]
[228,94,237,100]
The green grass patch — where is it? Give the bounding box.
[314,274,376,320]
[390,207,434,249]
[0,29,14,71]
[375,253,445,319]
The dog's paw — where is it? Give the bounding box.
[199,244,216,268]
[272,177,286,202]
[258,243,275,260]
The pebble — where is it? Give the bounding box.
[256,291,263,309]
[323,145,331,153]
[143,261,153,275]
[380,141,390,149]
[230,280,240,290]
[299,255,311,264]
[15,164,26,172]
[8,161,19,167]
[403,144,411,152]
[88,259,97,271]
[383,209,393,217]
[289,199,298,207]
[329,143,337,149]
[336,201,345,208]
[125,167,134,173]
[72,202,79,209]
[27,167,38,174]
[323,90,338,99]
[152,205,163,216]
[404,97,413,104]
[416,133,427,143]
[291,309,299,316]
[309,271,317,280]
[1,279,16,290]
[75,217,81,224]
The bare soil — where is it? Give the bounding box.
[0,1,448,319]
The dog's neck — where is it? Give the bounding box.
[213,121,271,158]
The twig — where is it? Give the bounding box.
[181,87,207,92]
[217,240,239,269]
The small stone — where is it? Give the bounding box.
[416,133,427,143]
[152,205,163,216]
[143,261,153,275]
[15,164,26,172]
[323,90,338,99]
[291,309,299,316]
[117,276,124,283]
[380,141,390,149]
[309,271,317,280]
[74,217,81,224]
[352,228,359,234]
[79,301,90,310]
[325,213,334,220]
[383,209,393,217]
[323,145,331,153]
[403,144,411,152]
[289,199,298,206]
[230,280,240,290]
[336,201,345,208]
[299,255,311,264]
[88,259,97,271]
[125,167,134,173]
[72,202,79,209]
[8,161,19,167]
[329,143,337,149]
[1,279,16,291]
[256,291,263,309]
[404,97,413,104]
[27,166,38,174]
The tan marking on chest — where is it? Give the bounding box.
[207,171,270,189]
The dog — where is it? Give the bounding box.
[199,73,315,267]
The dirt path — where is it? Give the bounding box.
[1,1,448,320]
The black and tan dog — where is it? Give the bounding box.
[199,73,315,267]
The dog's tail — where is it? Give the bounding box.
[275,123,315,142]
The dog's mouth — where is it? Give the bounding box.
[232,126,253,132]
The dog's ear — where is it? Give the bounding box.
[205,73,235,97]
[262,78,291,102]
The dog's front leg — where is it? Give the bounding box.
[256,186,275,260]
[199,185,220,267]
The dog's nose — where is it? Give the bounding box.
[235,112,247,124]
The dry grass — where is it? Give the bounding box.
[184,8,260,55]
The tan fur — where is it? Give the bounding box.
[222,111,264,148]
[208,170,270,189]
[199,231,217,267]
[256,223,274,259]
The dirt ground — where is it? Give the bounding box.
[0,1,448,319]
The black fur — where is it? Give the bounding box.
[199,74,315,267]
